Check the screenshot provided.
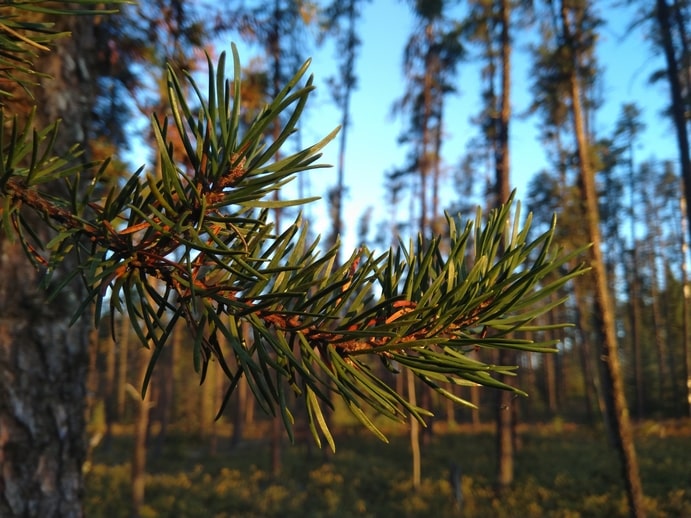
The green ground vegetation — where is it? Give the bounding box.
[85,420,691,518]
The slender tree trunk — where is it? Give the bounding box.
[199,354,215,439]
[231,322,253,448]
[446,388,456,427]
[544,345,558,415]
[573,279,598,425]
[494,0,515,492]
[681,193,691,417]
[270,414,282,475]
[418,23,435,237]
[627,144,645,418]
[407,370,421,490]
[117,314,131,420]
[627,249,645,418]
[0,12,96,517]
[328,0,359,263]
[644,209,673,407]
[270,0,283,231]
[470,352,481,428]
[103,329,117,449]
[151,322,177,456]
[131,348,152,518]
[560,4,646,516]
[208,360,220,455]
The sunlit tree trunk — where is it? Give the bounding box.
[103,327,117,448]
[0,12,96,517]
[405,370,421,489]
[324,0,364,259]
[131,348,153,518]
[117,314,131,420]
[656,0,691,245]
[151,321,178,456]
[681,193,691,417]
[560,3,646,516]
[232,321,253,447]
[494,0,515,493]
[573,280,599,425]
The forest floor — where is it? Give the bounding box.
[85,419,691,517]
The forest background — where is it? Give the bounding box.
[2,0,691,517]
[100,0,691,424]
[92,0,691,515]
[208,0,677,252]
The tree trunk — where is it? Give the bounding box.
[116,314,131,421]
[627,249,645,419]
[131,348,152,518]
[103,328,117,449]
[151,320,179,455]
[560,3,646,516]
[0,12,95,518]
[231,324,251,448]
[681,193,691,417]
[327,0,359,263]
[470,359,481,428]
[544,346,558,415]
[573,279,599,425]
[270,414,282,476]
[407,370,421,490]
[642,201,673,407]
[494,0,514,493]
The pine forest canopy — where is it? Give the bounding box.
[0,3,587,449]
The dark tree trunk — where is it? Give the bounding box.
[0,12,96,518]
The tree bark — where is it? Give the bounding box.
[0,12,96,518]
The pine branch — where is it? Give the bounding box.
[0,44,590,447]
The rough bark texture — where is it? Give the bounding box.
[0,12,95,518]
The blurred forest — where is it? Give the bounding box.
[3,0,691,516]
[82,0,690,514]
[84,0,691,437]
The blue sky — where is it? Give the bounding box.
[127,1,675,254]
[264,0,678,253]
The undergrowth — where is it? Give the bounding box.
[85,421,691,517]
